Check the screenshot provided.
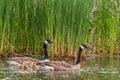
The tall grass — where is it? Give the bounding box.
[90,0,120,53]
[0,0,119,58]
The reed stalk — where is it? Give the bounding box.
[0,0,119,57]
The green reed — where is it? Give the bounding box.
[90,0,120,53]
[0,0,119,57]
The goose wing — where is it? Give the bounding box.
[39,61,72,71]
[8,57,40,64]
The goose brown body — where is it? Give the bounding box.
[8,57,40,65]
[37,59,80,71]
[39,61,72,71]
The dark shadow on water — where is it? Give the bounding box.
[35,70,81,80]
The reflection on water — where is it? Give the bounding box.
[80,57,120,80]
[0,57,120,80]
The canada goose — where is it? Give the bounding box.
[37,44,89,71]
[6,39,54,67]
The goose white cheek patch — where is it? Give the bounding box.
[80,45,85,49]
[45,41,48,45]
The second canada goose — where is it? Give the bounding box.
[37,44,89,71]
[6,39,54,67]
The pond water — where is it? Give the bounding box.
[0,56,120,80]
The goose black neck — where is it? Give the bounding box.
[43,43,49,60]
[75,47,82,64]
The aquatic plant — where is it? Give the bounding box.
[0,0,119,57]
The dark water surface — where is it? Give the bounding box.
[0,57,120,80]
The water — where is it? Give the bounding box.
[80,57,120,80]
[0,57,120,80]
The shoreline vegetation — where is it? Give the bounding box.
[0,0,120,59]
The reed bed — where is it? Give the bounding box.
[0,0,120,58]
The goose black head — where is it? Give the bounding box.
[44,39,54,46]
[76,44,89,64]
[80,44,89,49]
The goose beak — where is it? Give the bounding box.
[49,41,54,44]
[45,39,54,44]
